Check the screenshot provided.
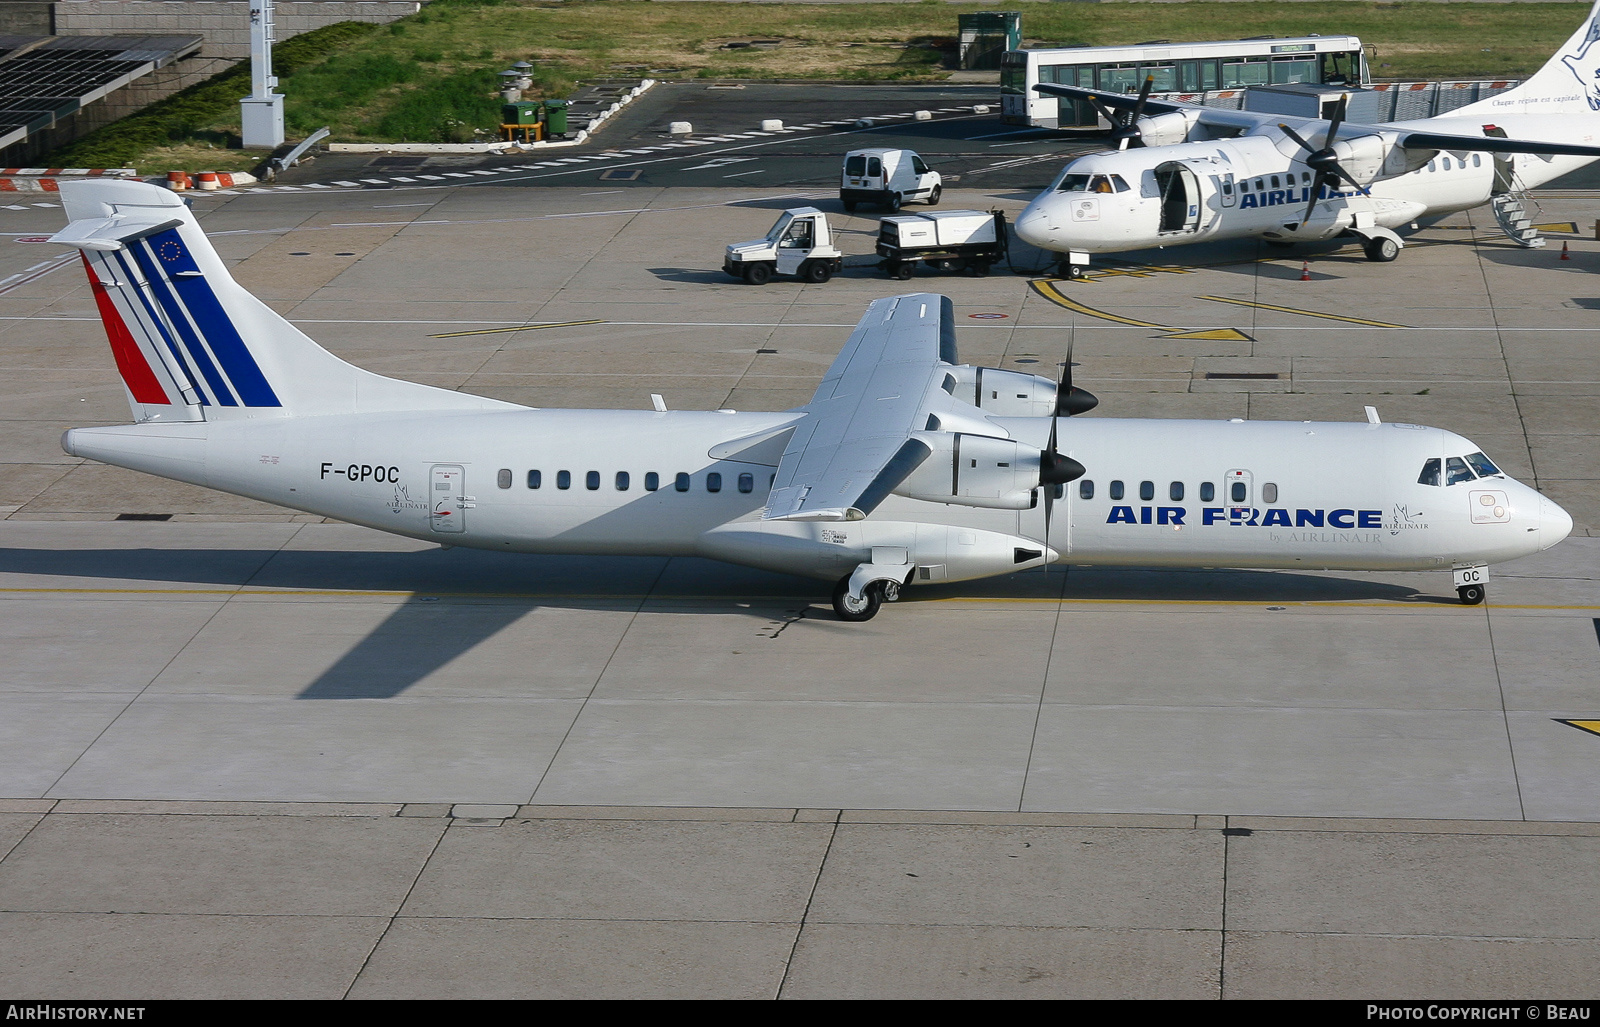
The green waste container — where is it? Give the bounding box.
[503,101,542,125]
[544,99,569,136]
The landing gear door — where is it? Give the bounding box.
[430,463,466,533]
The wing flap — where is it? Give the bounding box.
[763,293,962,522]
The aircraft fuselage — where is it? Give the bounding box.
[64,408,1568,585]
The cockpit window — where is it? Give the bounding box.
[1464,451,1500,478]
[1418,458,1441,487]
[1057,173,1128,193]
[1445,456,1476,485]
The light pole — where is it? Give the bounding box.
[240,0,285,148]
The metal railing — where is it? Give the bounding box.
[1148,79,1521,120]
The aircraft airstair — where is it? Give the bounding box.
[1490,190,1546,249]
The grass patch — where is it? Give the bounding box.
[41,2,1593,168]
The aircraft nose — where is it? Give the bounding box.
[1539,494,1574,550]
[1015,204,1055,248]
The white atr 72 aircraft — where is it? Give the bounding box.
[48,180,1570,620]
[1016,0,1600,274]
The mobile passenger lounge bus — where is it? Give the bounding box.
[1001,36,1370,128]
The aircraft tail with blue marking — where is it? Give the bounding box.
[51,179,517,423]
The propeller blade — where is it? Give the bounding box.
[1131,75,1154,120]
[1042,416,1057,543]
[1278,124,1314,153]
[1328,163,1371,196]
[1087,97,1118,128]
[1325,95,1348,145]
[1302,170,1329,226]
[1055,327,1099,415]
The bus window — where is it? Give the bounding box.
[1099,63,1142,93]
[1201,60,1219,89]
[1271,57,1317,84]
[1000,52,1028,95]
[1141,64,1176,91]
[1179,61,1199,92]
[1222,59,1269,87]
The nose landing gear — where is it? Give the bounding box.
[1453,565,1488,605]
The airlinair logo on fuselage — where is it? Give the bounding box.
[1561,15,1600,110]
[1238,183,1359,211]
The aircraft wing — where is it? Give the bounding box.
[1397,131,1600,159]
[1030,82,1272,132]
[762,294,956,522]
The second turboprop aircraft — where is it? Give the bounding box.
[1016,0,1600,274]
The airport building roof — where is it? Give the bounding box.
[0,33,202,152]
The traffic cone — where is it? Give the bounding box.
[1300,260,1310,281]
[1561,240,1570,260]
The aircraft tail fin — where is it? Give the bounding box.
[50,179,518,423]
[1456,0,1600,116]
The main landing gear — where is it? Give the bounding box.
[831,567,909,622]
[1454,565,1488,605]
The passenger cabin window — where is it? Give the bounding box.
[1139,481,1155,502]
[1270,175,1279,189]
[1445,456,1475,486]
[586,471,600,491]
[557,470,571,490]
[706,472,722,493]
[1472,154,1482,167]
[616,471,629,491]
[645,472,659,491]
[1109,480,1125,501]
[1170,481,1184,502]
[1262,483,1278,504]
[738,473,754,493]
[497,468,512,489]
[1230,481,1247,503]
[527,470,541,489]
[675,472,690,492]
[1080,480,1094,500]
[1418,458,1441,487]
[1200,482,1215,502]
[1465,452,1501,478]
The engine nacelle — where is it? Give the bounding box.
[895,432,1040,510]
[943,365,1058,417]
[1330,132,1388,185]
[1135,109,1203,147]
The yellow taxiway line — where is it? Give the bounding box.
[429,319,607,339]
[1196,295,1409,329]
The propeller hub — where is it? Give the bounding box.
[1056,386,1098,417]
[1040,452,1086,486]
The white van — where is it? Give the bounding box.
[840,148,941,212]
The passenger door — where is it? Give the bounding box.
[430,464,467,533]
